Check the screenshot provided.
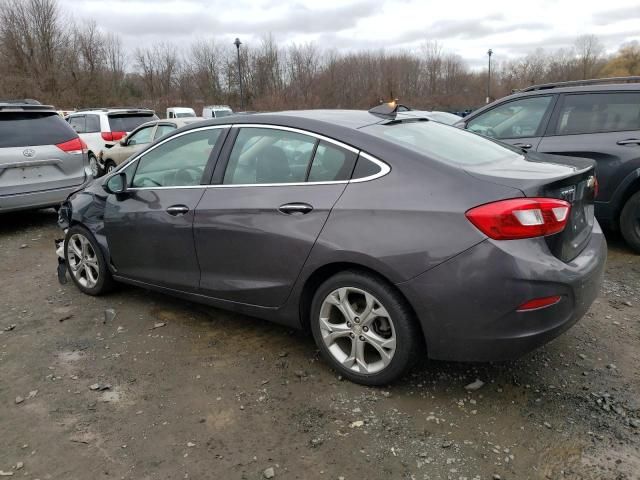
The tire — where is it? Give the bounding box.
[64,225,114,295]
[620,191,640,253]
[104,160,117,174]
[309,270,421,386]
[88,153,103,178]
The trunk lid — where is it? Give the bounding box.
[465,151,597,262]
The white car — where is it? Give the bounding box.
[66,108,158,177]
[202,105,233,119]
[166,107,196,119]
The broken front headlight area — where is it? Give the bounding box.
[57,201,72,229]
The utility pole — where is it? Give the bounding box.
[486,49,493,104]
[234,38,244,110]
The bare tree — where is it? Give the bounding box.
[575,34,604,79]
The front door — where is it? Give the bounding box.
[194,126,357,307]
[104,126,227,290]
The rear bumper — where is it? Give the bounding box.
[397,222,607,362]
[0,183,85,213]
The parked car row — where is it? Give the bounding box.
[2,77,638,385]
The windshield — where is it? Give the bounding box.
[362,120,524,166]
[215,110,232,118]
[176,112,195,118]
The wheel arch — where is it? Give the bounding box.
[297,262,426,346]
[616,174,640,226]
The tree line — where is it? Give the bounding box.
[1,0,639,114]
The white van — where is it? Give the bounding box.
[202,105,233,119]
[166,107,196,119]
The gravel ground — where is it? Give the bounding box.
[1,209,639,480]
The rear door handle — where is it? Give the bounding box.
[617,139,640,146]
[166,205,189,216]
[513,143,533,149]
[278,203,313,215]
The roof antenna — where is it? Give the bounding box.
[369,98,410,119]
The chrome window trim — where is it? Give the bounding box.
[108,123,391,191]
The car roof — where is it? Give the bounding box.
[0,100,55,113]
[506,82,640,99]
[70,108,155,115]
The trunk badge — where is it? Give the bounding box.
[22,148,35,158]
[558,186,576,202]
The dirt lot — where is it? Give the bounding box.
[1,209,639,480]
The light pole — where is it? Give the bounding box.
[234,37,244,110]
[486,48,493,104]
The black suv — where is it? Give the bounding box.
[456,77,640,252]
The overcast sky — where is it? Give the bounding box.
[60,0,640,68]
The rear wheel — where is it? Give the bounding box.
[88,153,102,178]
[620,191,640,253]
[64,226,114,295]
[310,270,421,385]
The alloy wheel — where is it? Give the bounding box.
[89,156,99,177]
[319,287,396,374]
[106,163,115,173]
[67,233,100,289]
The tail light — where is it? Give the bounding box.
[56,137,87,155]
[101,131,126,141]
[517,295,562,312]
[466,198,571,240]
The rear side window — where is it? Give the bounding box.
[108,113,157,132]
[85,114,100,133]
[223,128,317,184]
[308,141,356,182]
[466,96,553,139]
[0,113,77,148]
[554,92,640,135]
[362,120,524,166]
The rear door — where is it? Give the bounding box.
[0,111,85,195]
[465,95,557,151]
[104,126,228,290]
[537,91,640,215]
[193,126,357,307]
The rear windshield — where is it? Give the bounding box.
[0,112,77,148]
[176,112,195,118]
[362,120,524,166]
[215,110,232,118]
[108,113,158,132]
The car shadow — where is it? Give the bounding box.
[0,208,58,235]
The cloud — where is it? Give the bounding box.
[593,5,640,25]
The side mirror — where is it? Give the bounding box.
[119,138,127,146]
[103,172,127,195]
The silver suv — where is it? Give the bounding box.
[0,100,89,213]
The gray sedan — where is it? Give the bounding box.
[57,107,606,385]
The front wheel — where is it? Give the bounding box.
[310,270,421,386]
[64,226,114,295]
[88,153,103,178]
[620,191,640,253]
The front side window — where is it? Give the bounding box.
[467,96,553,139]
[223,128,317,185]
[554,92,640,135]
[127,126,154,146]
[132,128,222,188]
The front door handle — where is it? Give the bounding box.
[166,205,189,216]
[278,203,313,215]
[513,143,533,149]
[617,139,640,146]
